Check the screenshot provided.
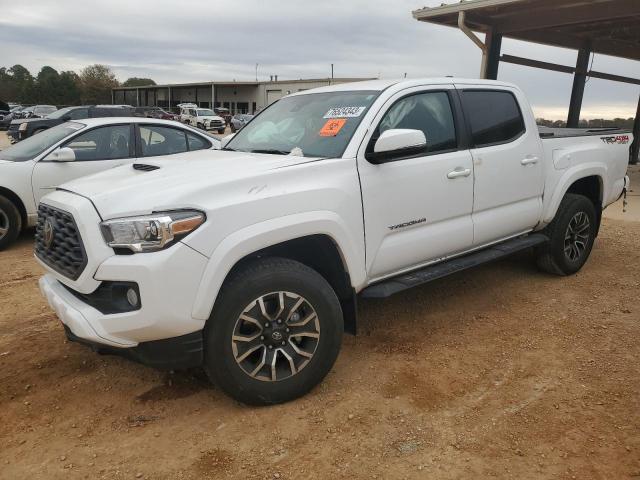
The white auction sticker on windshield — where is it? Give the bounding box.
[323,106,366,119]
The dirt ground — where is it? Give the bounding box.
[1,131,639,479]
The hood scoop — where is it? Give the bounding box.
[132,163,160,172]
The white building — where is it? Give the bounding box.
[112,77,373,114]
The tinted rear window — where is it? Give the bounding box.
[461,90,525,147]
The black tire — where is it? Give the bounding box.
[204,257,343,405]
[536,193,597,275]
[0,195,22,251]
[197,122,204,130]
[230,125,236,133]
[218,129,225,134]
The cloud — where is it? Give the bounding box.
[0,0,637,119]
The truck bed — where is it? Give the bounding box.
[538,126,632,139]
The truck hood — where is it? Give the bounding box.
[58,149,321,219]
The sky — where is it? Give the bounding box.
[0,0,638,120]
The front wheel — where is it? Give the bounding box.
[204,257,343,405]
[0,195,22,251]
[218,129,225,134]
[536,193,597,275]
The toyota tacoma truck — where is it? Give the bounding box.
[35,79,631,405]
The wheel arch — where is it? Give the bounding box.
[0,186,27,229]
[543,166,605,226]
[223,235,357,334]
[190,213,366,334]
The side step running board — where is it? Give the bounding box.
[361,233,549,299]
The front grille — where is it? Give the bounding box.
[35,204,87,280]
[210,120,223,127]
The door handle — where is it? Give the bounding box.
[447,168,471,179]
[521,156,539,166]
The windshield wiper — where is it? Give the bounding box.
[249,149,289,155]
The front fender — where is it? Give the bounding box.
[542,163,606,224]
[190,210,366,320]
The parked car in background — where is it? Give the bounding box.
[214,107,232,125]
[28,105,58,118]
[182,107,226,133]
[33,78,631,405]
[9,105,135,142]
[13,106,34,119]
[147,108,178,121]
[2,106,25,130]
[0,107,11,130]
[229,113,254,133]
[0,117,221,249]
[177,103,198,123]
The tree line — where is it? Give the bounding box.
[0,64,156,106]
[536,117,636,129]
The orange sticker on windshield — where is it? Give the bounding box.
[319,118,347,137]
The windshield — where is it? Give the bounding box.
[0,122,85,161]
[46,107,75,119]
[226,91,379,158]
[197,109,216,116]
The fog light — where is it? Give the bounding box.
[126,288,139,307]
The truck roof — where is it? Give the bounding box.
[291,78,519,95]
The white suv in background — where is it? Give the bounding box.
[180,106,226,134]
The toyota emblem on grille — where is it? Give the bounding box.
[43,218,54,250]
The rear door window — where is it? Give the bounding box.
[138,125,188,157]
[461,90,525,147]
[186,132,211,151]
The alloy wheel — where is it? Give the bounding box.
[0,209,9,240]
[231,291,320,382]
[564,211,591,262]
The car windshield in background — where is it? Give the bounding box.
[46,107,74,119]
[197,109,216,116]
[37,106,57,115]
[226,91,379,158]
[0,122,85,161]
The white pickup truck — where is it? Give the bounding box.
[36,79,631,405]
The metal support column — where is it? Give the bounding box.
[485,30,503,80]
[631,93,640,165]
[136,88,140,107]
[168,87,172,110]
[567,47,591,128]
[211,84,216,110]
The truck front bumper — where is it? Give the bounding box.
[39,235,210,370]
[40,274,204,370]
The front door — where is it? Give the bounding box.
[358,86,475,280]
[458,87,544,245]
[32,124,135,205]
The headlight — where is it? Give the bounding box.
[19,122,27,131]
[100,210,205,253]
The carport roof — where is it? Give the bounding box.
[412,0,640,61]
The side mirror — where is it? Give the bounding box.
[46,147,76,162]
[62,115,71,122]
[367,129,427,164]
[220,133,236,149]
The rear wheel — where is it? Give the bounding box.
[536,193,596,275]
[0,195,22,251]
[204,257,343,405]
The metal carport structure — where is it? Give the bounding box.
[412,0,640,164]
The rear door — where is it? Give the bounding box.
[358,85,475,279]
[458,87,544,245]
[31,124,135,204]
